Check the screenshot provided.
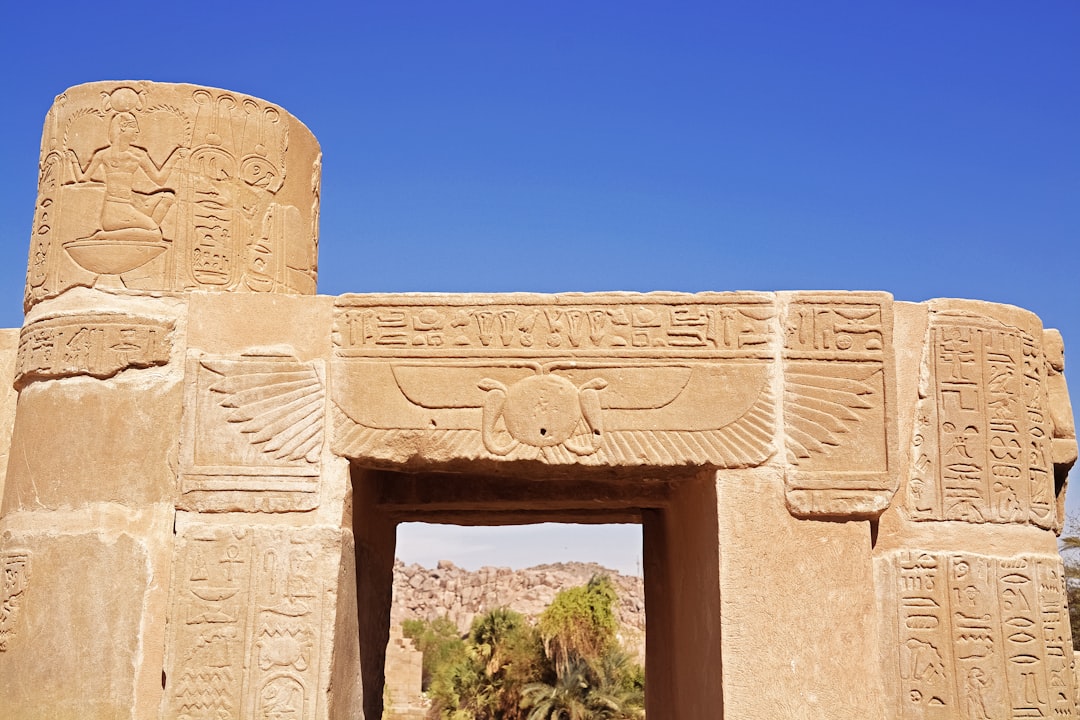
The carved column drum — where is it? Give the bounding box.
[25,81,321,308]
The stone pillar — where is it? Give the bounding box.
[167,291,359,720]
[0,329,21,506]
[875,299,1079,720]
[716,467,882,718]
[0,81,359,720]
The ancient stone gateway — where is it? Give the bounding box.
[0,81,1076,719]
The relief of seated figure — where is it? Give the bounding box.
[66,111,187,243]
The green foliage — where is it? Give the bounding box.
[520,649,644,720]
[402,575,644,720]
[403,615,469,689]
[524,575,643,719]
[537,575,619,675]
[407,608,548,720]
[469,607,548,687]
[520,657,592,720]
[427,650,482,719]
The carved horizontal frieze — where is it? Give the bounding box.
[333,293,777,358]
[332,294,782,469]
[15,313,173,387]
[331,293,901,495]
[333,360,776,467]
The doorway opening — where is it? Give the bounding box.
[351,465,724,719]
[387,522,644,719]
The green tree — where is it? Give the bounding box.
[403,576,644,720]
[521,650,644,720]
[520,656,592,720]
[416,608,548,720]
[537,575,619,675]
[403,615,469,689]
[522,575,645,720]
[583,648,645,720]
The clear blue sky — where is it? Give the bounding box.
[1,2,1077,573]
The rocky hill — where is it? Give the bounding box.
[384,560,647,716]
[391,559,646,640]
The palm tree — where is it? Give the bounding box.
[460,608,547,720]
[519,650,644,720]
[583,649,644,720]
[520,656,592,720]
[470,607,526,678]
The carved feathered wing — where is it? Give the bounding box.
[566,381,774,467]
[203,358,325,463]
[785,363,880,464]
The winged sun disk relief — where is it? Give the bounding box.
[391,363,694,411]
[203,359,325,464]
[333,362,776,466]
[477,374,608,457]
[228,356,877,467]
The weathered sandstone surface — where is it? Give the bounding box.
[0,80,1076,720]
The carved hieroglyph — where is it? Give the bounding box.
[162,525,335,720]
[179,354,326,513]
[0,548,30,652]
[905,302,1063,529]
[1046,329,1079,521]
[26,82,320,307]
[14,311,173,387]
[884,551,1075,719]
[332,293,779,467]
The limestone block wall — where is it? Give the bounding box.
[0,80,1076,720]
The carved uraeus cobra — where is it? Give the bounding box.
[477,374,608,456]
